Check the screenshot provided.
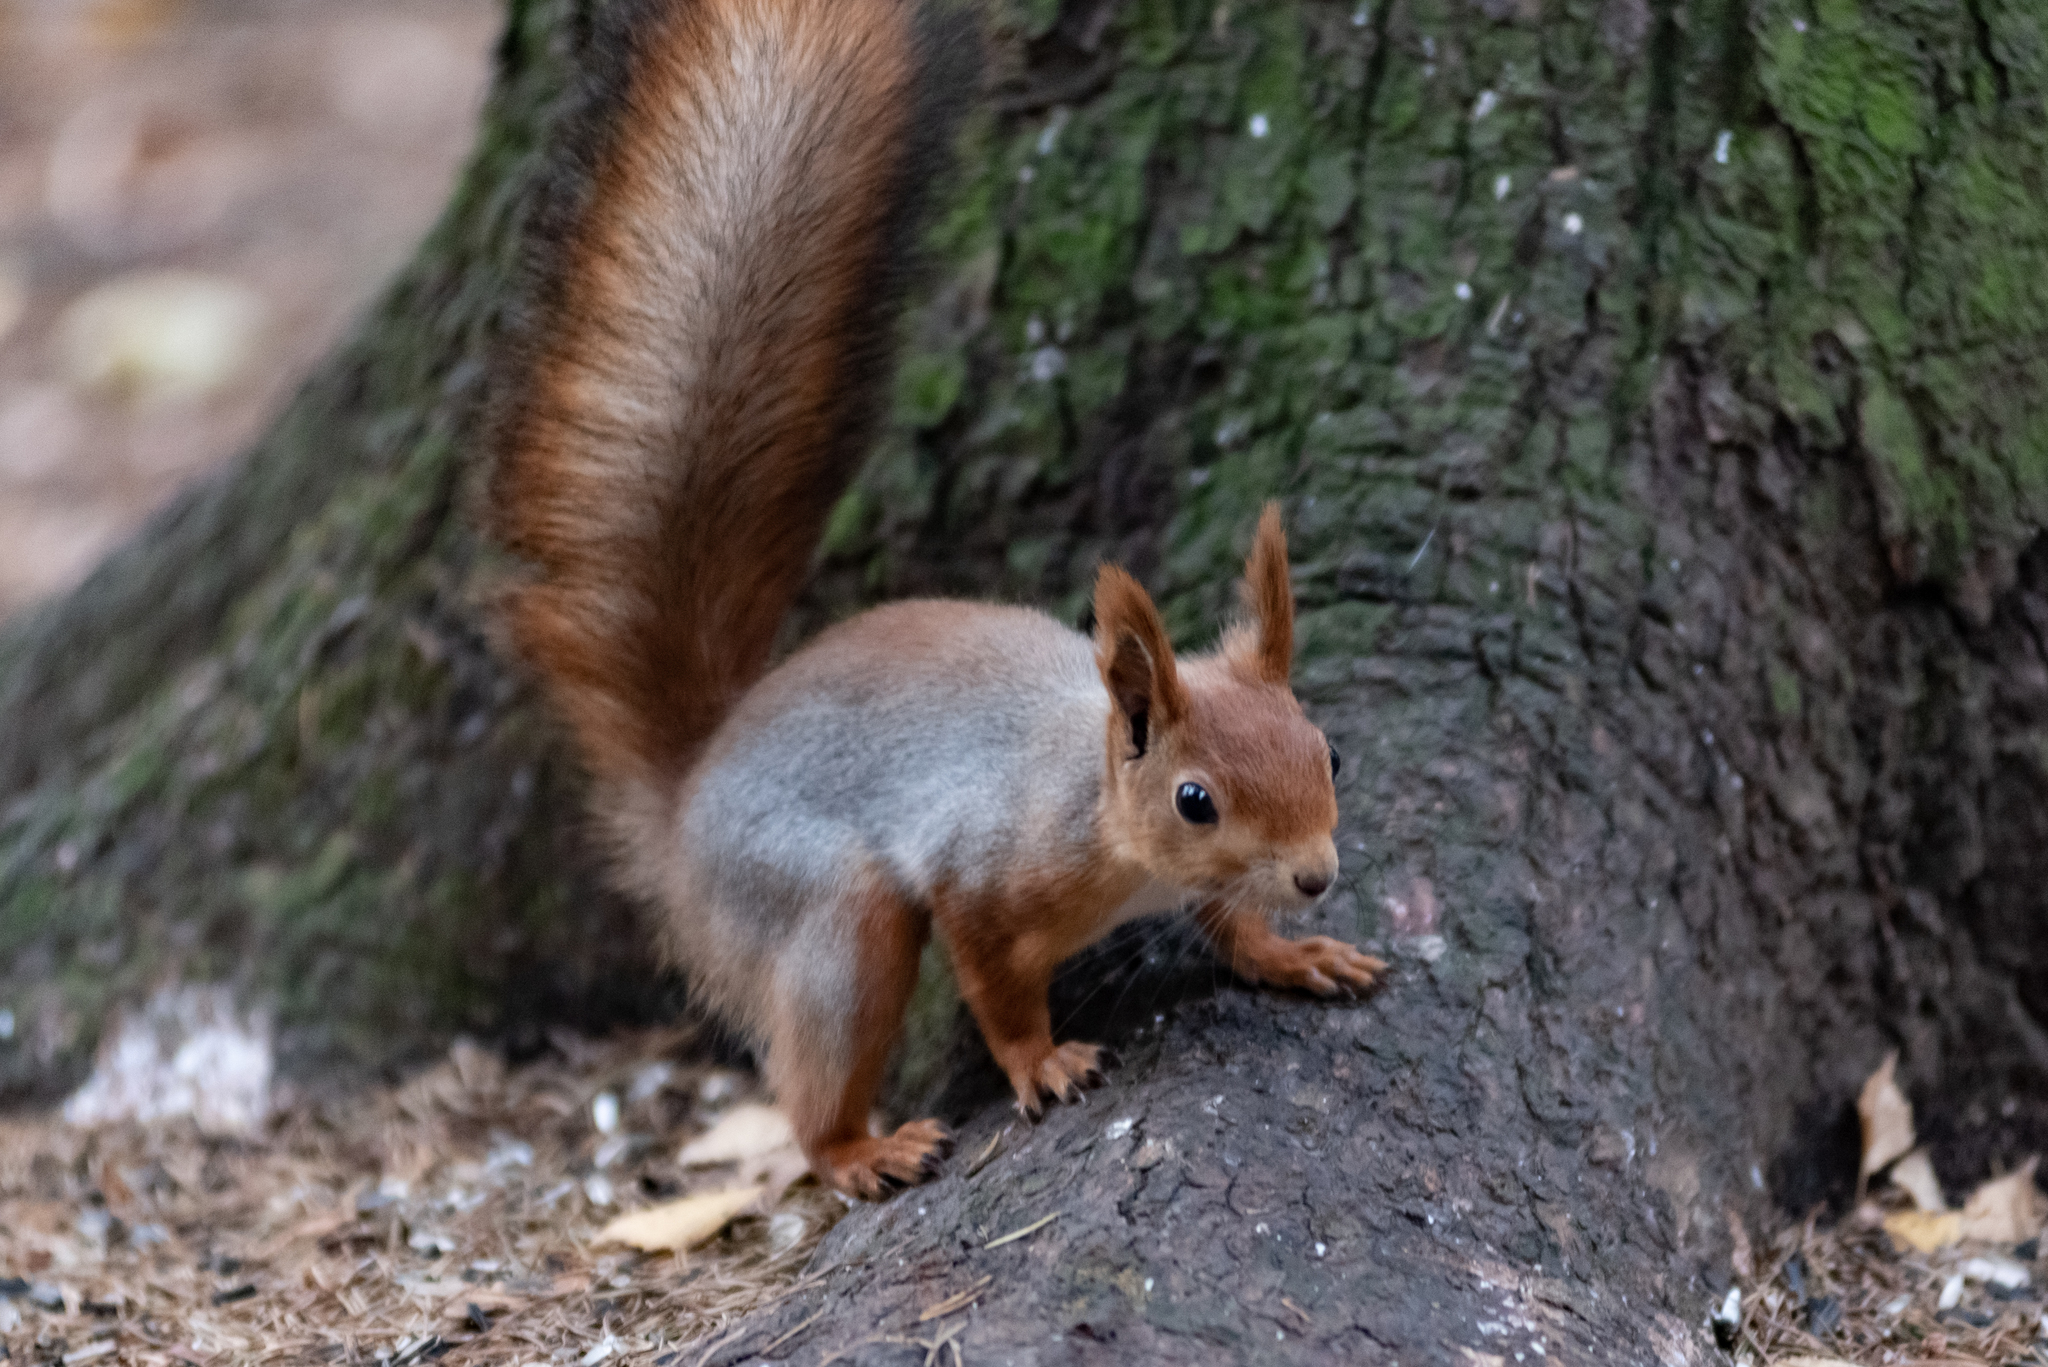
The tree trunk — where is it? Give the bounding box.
[7,0,2048,1360]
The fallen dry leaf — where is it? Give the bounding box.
[1889,1148,1947,1212]
[740,1143,812,1202]
[596,1184,767,1253]
[1774,1358,1861,1367]
[1857,1051,1915,1190]
[678,1104,794,1167]
[1958,1157,2043,1244]
[1883,1208,1962,1253]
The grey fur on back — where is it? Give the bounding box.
[658,602,1109,1048]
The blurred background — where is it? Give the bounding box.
[0,0,495,621]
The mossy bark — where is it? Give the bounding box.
[6,0,2048,1359]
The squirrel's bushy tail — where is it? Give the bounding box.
[491,0,971,790]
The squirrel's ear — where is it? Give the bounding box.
[1236,501,1294,685]
[1095,564,1188,755]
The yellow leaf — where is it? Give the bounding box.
[1959,1157,2043,1245]
[1889,1149,1947,1212]
[1882,1208,1962,1253]
[596,1184,766,1252]
[677,1105,794,1166]
[1857,1052,1915,1186]
[741,1143,812,1201]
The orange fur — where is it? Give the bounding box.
[1236,502,1295,685]
[1095,564,1188,734]
[771,869,947,1198]
[491,0,959,790]
[490,3,1381,1200]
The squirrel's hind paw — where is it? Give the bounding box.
[1007,1041,1112,1121]
[816,1119,953,1200]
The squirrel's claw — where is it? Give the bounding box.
[1007,1040,1112,1121]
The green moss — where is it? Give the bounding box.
[11,0,2048,1095]
[1768,662,1803,720]
[1700,0,2048,584]
[897,351,968,430]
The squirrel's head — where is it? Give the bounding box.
[1094,503,1340,913]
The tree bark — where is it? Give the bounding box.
[7,0,2048,1360]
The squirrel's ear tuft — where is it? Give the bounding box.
[1235,501,1294,686]
[1095,564,1187,754]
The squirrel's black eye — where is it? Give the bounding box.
[1329,744,1342,778]
[1175,782,1219,825]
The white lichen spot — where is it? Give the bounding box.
[1791,16,1807,32]
[1408,934,1448,963]
[627,1062,671,1102]
[1351,3,1369,25]
[1714,129,1733,164]
[1473,90,1499,120]
[1029,346,1067,383]
[1315,1242,1327,1257]
[63,985,273,1136]
[1563,212,1584,236]
[592,1091,620,1135]
[1036,108,1069,157]
[1494,173,1512,201]
[1145,1277,1155,1292]
[1454,281,1473,301]
[1248,112,1270,139]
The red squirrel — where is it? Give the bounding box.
[490,0,1384,1198]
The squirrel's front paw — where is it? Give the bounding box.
[1004,1041,1113,1121]
[1251,935,1387,998]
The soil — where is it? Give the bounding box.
[0,1028,845,1366]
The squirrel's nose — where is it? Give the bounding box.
[1293,871,1331,898]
